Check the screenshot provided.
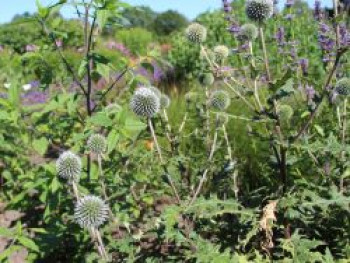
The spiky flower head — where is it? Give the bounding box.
[186,23,207,44]
[246,0,274,22]
[74,195,109,228]
[87,134,107,155]
[278,105,294,121]
[209,90,231,111]
[239,23,258,41]
[130,87,160,118]
[160,94,171,109]
[213,45,230,62]
[335,78,350,96]
[56,151,81,182]
[199,72,215,87]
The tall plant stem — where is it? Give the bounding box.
[340,98,347,192]
[259,26,271,81]
[148,118,181,203]
[189,116,219,205]
[222,124,232,160]
[249,41,256,68]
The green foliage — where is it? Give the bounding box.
[115,27,154,55]
[152,10,188,36]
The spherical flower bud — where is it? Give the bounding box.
[160,94,171,109]
[130,87,160,118]
[185,23,207,44]
[209,90,231,111]
[87,134,107,155]
[199,72,215,86]
[74,195,109,229]
[335,78,350,96]
[216,113,229,126]
[213,45,230,62]
[56,151,81,182]
[246,0,274,22]
[185,92,197,104]
[278,105,294,121]
[239,23,258,41]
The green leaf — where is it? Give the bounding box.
[32,137,49,156]
[107,129,120,153]
[96,62,111,79]
[18,236,40,252]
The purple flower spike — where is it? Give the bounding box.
[299,58,309,75]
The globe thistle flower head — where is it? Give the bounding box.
[213,45,230,62]
[185,23,207,44]
[246,0,274,22]
[209,90,231,111]
[74,195,109,229]
[185,92,198,104]
[239,23,258,41]
[278,105,294,121]
[87,134,107,155]
[199,72,215,87]
[160,94,171,109]
[130,87,160,118]
[56,151,81,182]
[335,78,350,96]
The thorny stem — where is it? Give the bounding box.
[259,26,271,81]
[148,118,181,203]
[333,0,340,48]
[189,115,219,205]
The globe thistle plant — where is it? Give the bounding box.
[74,195,109,229]
[185,23,207,44]
[130,87,160,118]
[209,90,231,111]
[213,45,230,62]
[245,0,274,22]
[199,72,215,87]
[335,78,350,96]
[56,151,82,182]
[239,23,258,41]
[160,94,171,109]
[87,134,107,155]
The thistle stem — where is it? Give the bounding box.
[148,118,181,203]
[189,117,219,205]
[259,26,271,81]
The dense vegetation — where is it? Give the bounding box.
[0,0,349,262]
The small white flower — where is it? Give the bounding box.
[22,84,32,91]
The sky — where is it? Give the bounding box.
[0,0,333,24]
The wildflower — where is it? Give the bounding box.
[199,73,215,87]
[160,94,171,109]
[213,45,230,62]
[74,195,109,228]
[87,134,107,155]
[185,23,207,44]
[239,23,258,41]
[209,90,231,111]
[130,87,160,118]
[56,151,82,182]
[335,78,350,96]
[245,0,274,22]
